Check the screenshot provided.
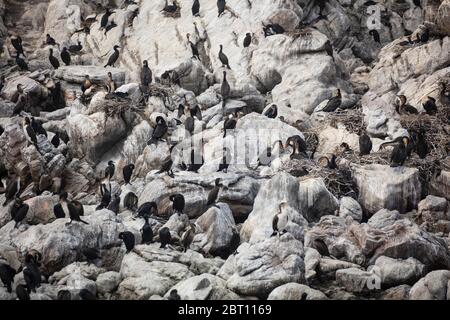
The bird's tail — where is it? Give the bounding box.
[80,218,89,225]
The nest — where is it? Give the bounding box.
[328,108,365,134]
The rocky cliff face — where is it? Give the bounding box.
[0,0,449,300]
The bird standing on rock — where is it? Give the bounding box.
[23,117,38,148]
[119,231,135,253]
[123,164,135,185]
[206,178,221,207]
[322,89,342,112]
[141,60,152,87]
[243,33,251,47]
[107,193,121,214]
[159,227,172,249]
[60,47,71,65]
[15,53,28,71]
[221,71,231,109]
[104,45,120,68]
[218,44,231,69]
[0,263,16,293]
[148,116,168,145]
[68,41,82,53]
[106,72,116,93]
[181,224,196,252]
[217,0,226,17]
[105,160,115,181]
[60,192,88,225]
[187,33,200,60]
[264,104,277,118]
[170,194,185,215]
[141,216,153,244]
[48,48,60,69]
[359,131,372,156]
[192,0,200,16]
[10,197,29,228]
[100,8,114,30]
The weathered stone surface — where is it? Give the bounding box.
[409,270,450,300]
[268,283,327,300]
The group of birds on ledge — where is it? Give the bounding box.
[0,0,447,300]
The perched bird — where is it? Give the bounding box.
[10,197,29,228]
[285,135,308,159]
[206,178,221,206]
[15,284,30,300]
[147,116,168,145]
[23,258,41,293]
[263,24,285,37]
[318,154,338,169]
[105,160,115,180]
[217,0,226,17]
[386,137,409,167]
[190,105,203,120]
[170,194,185,215]
[141,216,153,244]
[96,183,111,210]
[218,147,231,172]
[81,75,92,93]
[223,113,237,137]
[221,71,231,108]
[15,53,28,71]
[79,289,96,300]
[119,231,135,253]
[46,34,57,46]
[122,164,135,185]
[141,60,152,87]
[168,289,181,300]
[271,202,288,237]
[422,96,437,115]
[181,224,196,252]
[3,175,20,207]
[100,8,114,30]
[159,227,172,248]
[107,193,121,214]
[163,0,178,13]
[218,44,231,69]
[415,130,428,159]
[322,89,342,112]
[192,0,200,16]
[104,21,118,36]
[243,33,251,47]
[106,72,116,93]
[60,47,71,65]
[51,132,60,148]
[60,192,88,225]
[185,116,195,135]
[124,192,138,211]
[136,201,158,219]
[0,263,16,293]
[104,45,120,67]
[48,48,60,69]
[395,95,418,114]
[369,29,380,43]
[68,41,82,53]
[23,117,38,147]
[187,33,200,59]
[11,35,25,56]
[359,132,372,156]
[264,104,277,118]
[13,84,27,115]
[31,117,47,137]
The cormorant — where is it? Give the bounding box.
[123,164,135,185]
[221,71,230,108]
[46,34,57,46]
[105,160,115,180]
[11,197,29,228]
[243,33,251,47]
[79,289,96,300]
[223,113,237,137]
[68,41,82,53]
[318,154,338,169]
[170,194,185,215]
[0,263,16,293]
[359,132,372,156]
[263,24,285,37]
[190,105,202,120]
[107,193,121,214]
[106,72,116,93]
[322,89,342,112]
[147,116,168,145]
[185,116,195,135]
[104,45,120,68]
[218,147,231,172]
[23,117,38,147]
[119,231,135,253]
[141,60,152,87]
[369,29,380,43]
[285,135,308,159]
[271,202,288,237]
[422,96,437,115]
[415,130,428,159]
[11,35,25,56]
[60,192,88,225]
[48,48,60,69]
[168,289,181,300]
[192,0,200,16]
[264,104,277,118]
[159,227,172,248]
[187,33,200,59]
[13,84,27,115]
[141,216,153,244]
[16,53,28,71]
[218,44,231,69]
[124,192,138,211]
[217,0,226,17]
[60,47,71,66]
[15,284,30,300]
[181,224,196,252]
[31,117,47,137]
[53,193,66,219]
[395,95,418,114]
[312,238,330,256]
[51,132,60,148]
[100,8,114,30]
[385,137,409,167]
[206,178,221,206]
[3,175,20,207]
[136,201,158,219]
[81,75,92,93]
[96,183,111,210]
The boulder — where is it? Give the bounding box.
[409,270,450,300]
[371,256,425,288]
[96,271,122,294]
[268,283,327,300]
[353,164,421,215]
[336,267,381,293]
[339,197,363,222]
[298,178,339,222]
